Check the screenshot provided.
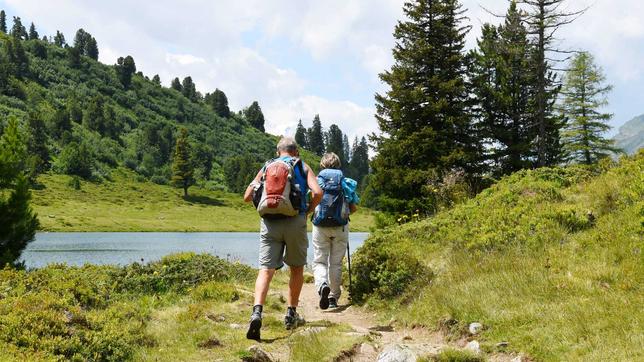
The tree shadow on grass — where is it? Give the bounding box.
[183,194,228,206]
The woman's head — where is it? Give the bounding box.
[320,152,341,169]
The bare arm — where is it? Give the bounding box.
[243,170,263,202]
[305,164,322,214]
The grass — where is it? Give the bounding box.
[0,253,365,361]
[353,152,643,361]
[31,168,374,232]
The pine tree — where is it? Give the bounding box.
[73,29,89,52]
[295,120,308,149]
[86,37,99,60]
[307,114,325,156]
[371,0,480,214]
[171,128,195,197]
[171,77,182,92]
[325,124,345,165]
[245,101,265,132]
[27,111,50,179]
[181,76,197,102]
[523,0,582,166]
[28,22,38,40]
[470,1,534,175]
[342,134,351,163]
[67,46,81,68]
[84,95,106,134]
[152,74,161,85]
[115,56,136,89]
[560,52,616,164]
[349,136,370,182]
[0,10,6,34]
[53,30,66,47]
[7,36,29,77]
[205,89,230,117]
[0,117,39,266]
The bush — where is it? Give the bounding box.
[190,281,240,302]
[54,141,95,179]
[67,175,82,190]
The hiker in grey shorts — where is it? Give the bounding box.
[311,152,358,309]
[242,137,322,341]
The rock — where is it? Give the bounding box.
[468,322,483,335]
[399,335,413,342]
[197,337,222,349]
[229,323,243,329]
[377,344,417,362]
[496,341,509,348]
[242,345,272,362]
[360,343,377,354]
[207,313,226,322]
[511,356,523,362]
[465,340,481,354]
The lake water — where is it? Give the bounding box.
[20,232,370,269]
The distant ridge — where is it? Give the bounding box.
[613,114,644,155]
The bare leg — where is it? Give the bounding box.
[288,265,305,307]
[254,268,276,305]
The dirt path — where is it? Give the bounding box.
[295,283,448,361]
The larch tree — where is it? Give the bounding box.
[560,52,616,164]
[171,128,195,197]
[371,0,481,214]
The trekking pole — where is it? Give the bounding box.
[346,238,352,303]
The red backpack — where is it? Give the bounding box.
[253,158,304,219]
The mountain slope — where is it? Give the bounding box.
[613,114,644,155]
[352,152,643,361]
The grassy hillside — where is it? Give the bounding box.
[32,169,374,232]
[352,152,643,361]
[0,253,363,361]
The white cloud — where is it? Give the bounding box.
[165,53,206,66]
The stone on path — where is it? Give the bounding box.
[465,340,481,354]
[468,322,483,335]
[242,345,272,362]
[377,344,418,362]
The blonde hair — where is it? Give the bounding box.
[320,152,341,169]
[276,137,298,154]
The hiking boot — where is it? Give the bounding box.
[319,283,331,310]
[328,297,338,309]
[284,308,305,330]
[246,306,262,341]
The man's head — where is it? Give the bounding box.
[276,137,299,156]
[320,152,341,170]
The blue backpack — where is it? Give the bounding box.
[312,169,350,227]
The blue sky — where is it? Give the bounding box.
[1,0,642,140]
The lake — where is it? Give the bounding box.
[20,232,370,269]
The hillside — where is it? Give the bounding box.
[31,169,374,232]
[614,114,644,155]
[352,152,643,361]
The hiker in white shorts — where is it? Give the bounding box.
[311,152,359,309]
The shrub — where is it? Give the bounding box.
[54,141,95,179]
[190,281,239,302]
[67,175,82,190]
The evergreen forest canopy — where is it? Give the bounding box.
[366,0,622,215]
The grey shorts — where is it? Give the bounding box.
[259,215,308,269]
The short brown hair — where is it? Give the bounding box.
[320,152,341,169]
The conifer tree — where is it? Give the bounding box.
[73,29,89,52]
[181,76,198,102]
[307,115,325,156]
[67,46,81,68]
[152,74,161,85]
[27,111,50,179]
[245,101,265,132]
[7,36,29,77]
[522,0,583,166]
[53,30,66,47]
[115,55,136,89]
[560,52,616,164]
[11,16,27,40]
[295,120,308,149]
[325,124,345,164]
[28,22,38,40]
[371,0,480,214]
[343,134,351,163]
[349,136,370,182]
[205,89,230,117]
[171,77,182,92]
[470,1,534,175]
[171,128,195,197]
[86,37,99,60]
[0,117,39,266]
[0,10,6,34]
[84,95,106,134]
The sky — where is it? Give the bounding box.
[1,0,642,140]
